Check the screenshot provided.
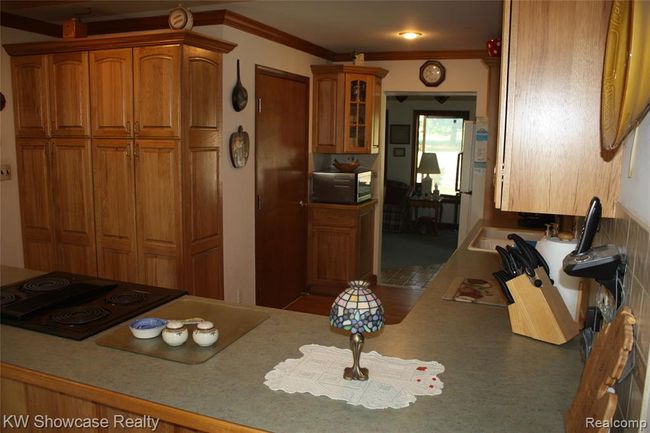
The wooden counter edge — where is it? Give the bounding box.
[0,362,267,433]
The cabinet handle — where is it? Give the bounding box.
[134,121,140,134]
[126,121,131,135]
[124,145,131,157]
[134,143,139,158]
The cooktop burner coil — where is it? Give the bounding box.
[51,306,111,325]
[0,292,17,306]
[22,277,71,293]
[105,291,146,305]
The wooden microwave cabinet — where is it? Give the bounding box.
[495,0,622,217]
[5,31,236,299]
[307,200,376,294]
[311,65,388,154]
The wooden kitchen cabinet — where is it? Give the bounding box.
[495,0,621,217]
[6,31,235,298]
[48,52,90,137]
[89,49,133,138]
[92,139,139,282]
[11,56,49,137]
[50,138,97,275]
[133,46,181,138]
[307,200,376,294]
[15,139,56,271]
[311,65,387,154]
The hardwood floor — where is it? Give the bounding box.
[284,285,424,325]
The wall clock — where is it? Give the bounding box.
[168,5,194,30]
[419,60,446,87]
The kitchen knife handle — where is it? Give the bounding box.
[575,197,601,255]
[508,234,538,268]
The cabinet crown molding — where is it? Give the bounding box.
[3,30,237,56]
[310,64,389,79]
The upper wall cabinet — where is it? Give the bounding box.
[90,49,133,138]
[48,52,90,137]
[11,56,49,137]
[311,65,388,154]
[495,0,622,217]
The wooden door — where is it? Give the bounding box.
[48,52,90,137]
[11,56,49,137]
[90,49,133,138]
[255,66,309,308]
[134,140,181,289]
[15,139,56,270]
[133,46,180,138]
[93,139,138,282]
[51,138,97,275]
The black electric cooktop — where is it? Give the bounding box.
[0,272,186,340]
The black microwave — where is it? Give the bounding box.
[311,170,373,204]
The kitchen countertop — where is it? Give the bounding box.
[0,221,582,433]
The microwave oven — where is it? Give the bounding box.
[311,170,372,204]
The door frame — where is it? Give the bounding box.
[254,64,310,305]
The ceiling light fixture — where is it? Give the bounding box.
[399,31,422,40]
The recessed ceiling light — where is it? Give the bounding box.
[399,31,422,40]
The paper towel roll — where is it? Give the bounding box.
[535,237,582,320]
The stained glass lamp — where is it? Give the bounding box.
[329,280,384,381]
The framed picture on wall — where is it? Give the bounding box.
[393,147,406,157]
[390,124,410,144]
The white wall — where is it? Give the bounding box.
[385,95,477,184]
[618,114,650,226]
[0,28,55,268]
[194,25,328,304]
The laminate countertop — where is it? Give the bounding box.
[0,221,582,433]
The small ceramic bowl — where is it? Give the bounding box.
[192,321,219,347]
[129,318,167,339]
[162,320,188,346]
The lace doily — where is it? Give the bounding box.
[264,344,444,409]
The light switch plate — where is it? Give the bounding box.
[0,164,11,181]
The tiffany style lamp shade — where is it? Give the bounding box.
[329,280,384,380]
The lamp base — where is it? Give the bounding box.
[421,174,433,196]
[344,333,368,381]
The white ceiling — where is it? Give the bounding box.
[3,1,503,53]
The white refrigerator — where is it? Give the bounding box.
[457,118,487,246]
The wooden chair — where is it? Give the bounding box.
[564,306,636,433]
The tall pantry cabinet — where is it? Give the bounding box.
[5,31,236,299]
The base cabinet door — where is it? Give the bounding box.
[16,139,56,271]
[135,140,181,288]
[93,139,139,282]
[307,201,376,294]
[51,138,97,275]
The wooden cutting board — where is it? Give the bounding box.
[96,298,270,364]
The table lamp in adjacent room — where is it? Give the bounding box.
[329,281,384,381]
[417,153,441,197]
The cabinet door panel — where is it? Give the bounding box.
[16,139,56,271]
[499,0,620,217]
[93,139,138,281]
[51,138,97,275]
[312,74,340,152]
[142,254,178,289]
[90,49,133,138]
[11,56,49,137]
[309,227,355,282]
[135,140,180,288]
[49,52,90,137]
[343,74,374,154]
[133,46,180,138]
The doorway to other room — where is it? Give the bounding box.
[381,94,476,289]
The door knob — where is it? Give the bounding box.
[299,200,305,207]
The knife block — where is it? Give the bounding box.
[506,267,579,345]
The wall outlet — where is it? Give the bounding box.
[0,164,11,181]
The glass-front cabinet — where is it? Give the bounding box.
[311,65,388,154]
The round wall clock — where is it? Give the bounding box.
[168,5,194,30]
[419,60,446,87]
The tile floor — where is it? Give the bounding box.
[379,263,442,288]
